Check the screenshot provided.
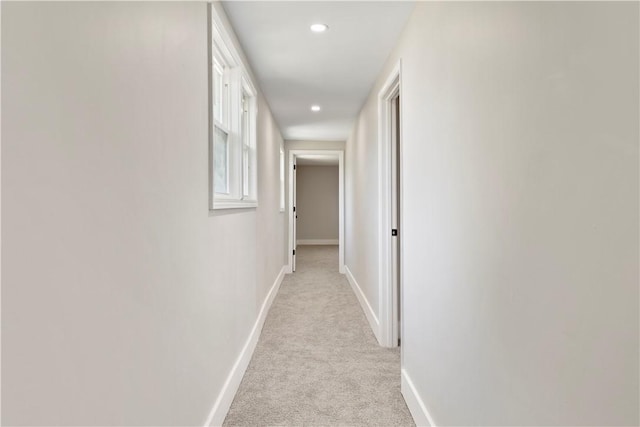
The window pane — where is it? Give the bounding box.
[214,126,228,194]
[213,62,224,124]
[241,94,249,146]
[243,146,249,197]
[241,93,250,197]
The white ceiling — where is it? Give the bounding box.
[222,1,415,141]
[296,154,339,166]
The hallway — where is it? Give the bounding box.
[224,246,413,426]
[2,2,638,426]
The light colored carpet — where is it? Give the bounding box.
[223,245,415,426]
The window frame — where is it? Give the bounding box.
[210,6,258,210]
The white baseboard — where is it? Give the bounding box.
[344,266,381,344]
[296,239,339,245]
[401,368,437,427]
[204,266,287,427]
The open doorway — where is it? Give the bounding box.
[378,61,402,348]
[288,150,345,274]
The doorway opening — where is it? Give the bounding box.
[378,61,402,348]
[287,150,345,274]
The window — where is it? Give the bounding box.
[279,146,285,212]
[214,126,229,194]
[240,82,257,201]
[213,55,230,195]
[242,93,250,197]
[210,8,258,210]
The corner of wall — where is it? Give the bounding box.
[401,369,437,427]
[204,266,287,427]
[344,266,381,345]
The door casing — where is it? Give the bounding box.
[287,149,345,274]
[378,60,403,348]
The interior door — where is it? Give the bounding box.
[292,160,297,272]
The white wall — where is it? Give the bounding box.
[1,2,286,425]
[344,98,382,321]
[346,2,638,425]
[296,166,339,241]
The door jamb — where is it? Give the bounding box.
[378,60,402,348]
[287,149,345,274]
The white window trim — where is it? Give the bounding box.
[209,4,258,210]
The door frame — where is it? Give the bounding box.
[378,60,403,348]
[292,159,297,272]
[287,149,345,274]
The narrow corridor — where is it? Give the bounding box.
[223,246,414,426]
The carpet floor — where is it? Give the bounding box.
[223,245,415,426]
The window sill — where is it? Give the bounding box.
[212,199,258,210]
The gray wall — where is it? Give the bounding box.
[296,166,339,242]
[1,2,286,425]
[345,2,638,425]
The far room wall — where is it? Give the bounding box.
[296,165,339,243]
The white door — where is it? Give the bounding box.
[292,160,297,271]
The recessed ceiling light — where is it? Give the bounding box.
[310,23,329,33]
[311,105,321,112]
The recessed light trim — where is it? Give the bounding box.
[311,105,321,112]
[310,23,329,33]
